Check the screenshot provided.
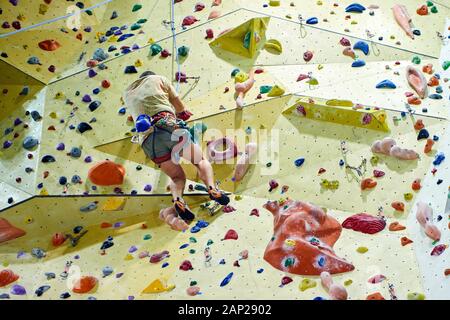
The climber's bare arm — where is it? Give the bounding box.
[169,95,186,114]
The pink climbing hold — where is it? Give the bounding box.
[179,260,193,271]
[194,3,205,12]
[373,169,385,178]
[182,16,199,27]
[205,28,214,39]
[161,49,171,58]
[280,276,293,286]
[149,250,170,263]
[339,37,351,46]
[223,229,238,240]
[208,10,221,20]
[303,50,313,62]
[212,0,222,6]
[297,74,309,81]
[250,208,260,217]
[368,274,386,284]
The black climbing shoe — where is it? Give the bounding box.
[173,198,196,221]
[208,187,230,206]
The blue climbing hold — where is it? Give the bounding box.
[92,88,100,95]
[124,65,138,74]
[42,155,56,163]
[429,93,442,99]
[19,86,29,96]
[190,226,201,233]
[102,266,114,277]
[117,33,134,42]
[30,110,42,121]
[80,202,97,212]
[71,175,81,184]
[339,159,345,166]
[313,296,326,300]
[345,3,366,13]
[136,114,151,132]
[433,153,445,166]
[351,59,366,67]
[27,56,41,65]
[118,107,126,114]
[59,176,67,185]
[433,135,439,141]
[257,268,264,273]
[179,243,189,249]
[69,147,82,158]
[306,17,318,24]
[353,41,369,55]
[220,272,234,287]
[88,101,101,112]
[294,158,305,167]
[417,128,429,140]
[93,48,108,61]
[376,79,396,89]
[77,122,92,133]
[23,136,39,150]
[108,45,117,52]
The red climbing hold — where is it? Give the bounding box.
[101,80,111,88]
[0,269,19,287]
[194,3,205,12]
[161,49,171,58]
[38,39,61,51]
[342,213,386,234]
[361,178,377,190]
[281,276,293,286]
[223,229,238,240]
[412,178,421,191]
[250,209,259,217]
[391,201,405,212]
[52,232,66,247]
[72,276,98,294]
[414,119,424,130]
[100,222,112,228]
[303,50,313,62]
[0,218,26,244]
[179,260,193,271]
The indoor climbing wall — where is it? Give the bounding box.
[0,0,449,300]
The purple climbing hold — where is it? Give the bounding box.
[14,118,22,126]
[3,140,12,149]
[82,94,92,103]
[56,143,65,151]
[84,156,93,163]
[88,69,97,78]
[10,0,19,6]
[128,245,138,253]
[143,184,152,192]
[11,284,26,296]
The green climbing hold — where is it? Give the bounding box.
[150,43,162,56]
[260,85,272,94]
[207,239,214,246]
[130,23,141,31]
[178,46,190,57]
[284,257,295,267]
[132,4,142,12]
[189,237,197,243]
[143,234,152,240]
[137,19,148,24]
[85,10,93,15]
[243,31,251,49]
[443,61,450,71]
[190,281,198,286]
[430,6,438,13]
[189,249,196,254]
[426,1,434,6]
[412,56,421,64]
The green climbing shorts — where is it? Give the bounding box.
[142,126,191,164]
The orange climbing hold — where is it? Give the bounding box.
[88,160,126,186]
[422,64,433,74]
[407,96,421,105]
[389,221,406,231]
[414,119,424,130]
[401,236,413,246]
[0,269,19,287]
[72,276,98,294]
[424,139,434,154]
[391,201,405,212]
[427,76,439,87]
[416,5,428,16]
[52,232,66,247]
[38,39,61,51]
[361,178,377,190]
[412,178,421,191]
[100,222,112,228]
[366,292,385,300]
[0,218,26,244]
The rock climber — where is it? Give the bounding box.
[123,71,230,229]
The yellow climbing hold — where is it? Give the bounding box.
[148,38,155,44]
[317,0,323,5]
[267,85,285,97]
[24,216,33,224]
[285,239,296,247]
[404,193,413,201]
[40,188,49,196]
[306,78,319,86]
[124,254,134,261]
[102,197,127,211]
[234,195,243,201]
[318,64,324,70]
[55,92,65,99]
[234,72,249,83]
[375,113,387,123]
[351,20,358,25]
[299,279,317,291]
[357,246,368,253]
[49,112,57,119]
[142,278,175,294]
[2,261,9,267]
[17,14,26,21]
[269,0,281,6]
[407,292,425,300]
[134,59,143,67]
[264,39,283,54]
[39,4,48,15]
[108,36,118,42]
[326,99,354,107]
[344,279,353,286]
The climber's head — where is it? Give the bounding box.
[140,70,156,78]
